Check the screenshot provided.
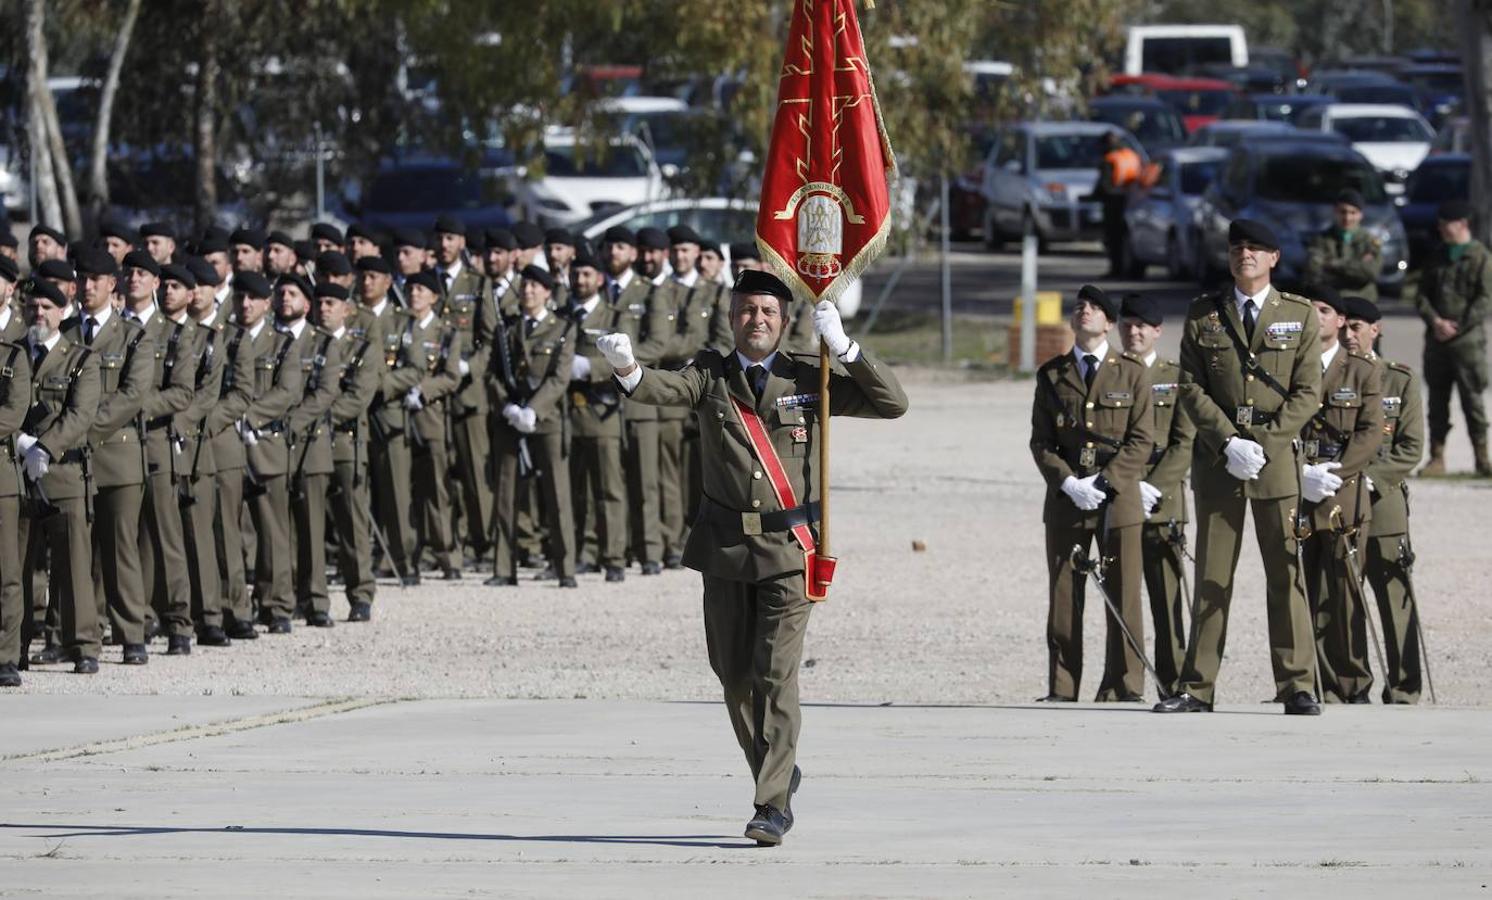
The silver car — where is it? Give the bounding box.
[1119,147,1227,279]
[979,121,1145,249]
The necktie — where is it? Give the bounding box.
[609,280,621,303]
[1082,354,1098,388]
[1242,300,1256,341]
[748,364,766,400]
[31,343,47,369]
[525,317,538,337]
[84,316,97,345]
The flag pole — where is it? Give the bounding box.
[818,334,831,558]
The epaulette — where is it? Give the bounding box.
[1275,290,1314,308]
[1387,360,1413,375]
[221,319,247,333]
[1118,350,1144,366]
[314,326,337,340]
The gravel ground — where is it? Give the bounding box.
[13,366,1491,706]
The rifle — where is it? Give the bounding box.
[289,333,334,501]
[179,328,219,508]
[1164,517,1196,639]
[492,312,535,478]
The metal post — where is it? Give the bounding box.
[1019,219,1038,373]
[940,174,952,364]
[314,120,325,221]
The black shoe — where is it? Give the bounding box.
[268,617,292,635]
[790,765,802,798]
[144,620,161,641]
[483,575,519,587]
[442,567,463,581]
[640,561,662,576]
[1034,694,1075,703]
[74,657,99,675]
[558,577,578,588]
[400,573,422,587]
[348,601,372,623]
[1283,691,1322,716]
[293,603,311,621]
[307,611,335,628]
[30,644,69,665]
[1345,691,1372,705]
[663,554,684,570]
[166,635,192,656]
[122,643,149,665]
[605,566,625,583]
[744,804,792,846]
[197,626,231,647]
[0,663,20,687]
[575,562,600,575]
[533,565,558,581]
[256,609,275,627]
[1153,692,1212,713]
[226,619,259,640]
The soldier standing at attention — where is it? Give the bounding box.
[202,274,257,640]
[1342,296,1426,703]
[1296,288,1383,703]
[1415,199,1492,476]
[0,310,28,686]
[1118,292,1195,699]
[566,249,627,582]
[0,257,25,342]
[597,269,907,846]
[1031,286,1155,703]
[1304,190,1382,304]
[657,224,707,568]
[1155,220,1324,716]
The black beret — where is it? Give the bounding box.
[1304,282,1346,313]
[310,223,345,245]
[73,248,119,278]
[276,273,314,300]
[391,227,426,249]
[293,239,316,262]
[601,226,636,246]
[354,255,392,275]
[265,230,295,250]
[0,229,17,248]
[520,264,556,292]
[700,239,722,256]
[196,236,229,255]
[139,221,175,241]
[235,271,273,299]
[184,255,222,288]
[544,227,575,246]
[29,224,67,245]
[37,258,77,281]
[1119,291,1162,326]
[199,225,231,245]
[1343,295,1381,323]
[729,241,761,261]
[666,224,702,246]
[230,227,265,249]
[405,269,442,296]
[485,227,518,251]
[1438,199,1473,222]
[1227,218,1280,251]
[511,221,545,249]
[345,222,379,243]
[1076,283,1119,320]
[0,255,17,283]
[433,214,466,236]
[316,251,352,276]
[314,281,350,301]
[572,247,603,271]
[97,216,136,244]
[121,250,160,277]
[731,268,793,304]
[160,263,196,290]
[26,277,67,307]
[1335,189,1365,210]
[636,227,669,250]
[423,232,440,252]
[466,230,486,253]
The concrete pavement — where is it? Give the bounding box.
[3,697,1490,897]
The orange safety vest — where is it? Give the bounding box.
[1104,148,1142,188]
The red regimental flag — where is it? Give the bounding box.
[756,0,896,305]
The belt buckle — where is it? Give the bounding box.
[1078,447,1097,468]
[741,512,763,536]
[1303,439,1319,458]
[1235,405,1254,427]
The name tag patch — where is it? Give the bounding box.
[774,392,819,410]
[1331,388,1359,402]
[1382,396,1402,413]
[1105,391,1131,401]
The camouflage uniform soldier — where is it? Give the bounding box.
[1303,189,1382,304]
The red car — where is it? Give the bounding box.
[1105,74,1237,133]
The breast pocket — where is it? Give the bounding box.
[775,406,810,457]
[1326,388,1362,432]
[1095,391,1134,436]
[98,352,125,392]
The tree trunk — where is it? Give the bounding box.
[26,0,82,237]
[25,0,62,231]
[193,0,221,232]
[1460,0,1492,245]
[88,0,144,215]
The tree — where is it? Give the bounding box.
[1460,0,1492,244]
[86,0,143,215]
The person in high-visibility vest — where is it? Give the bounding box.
[1099,131,1142,276]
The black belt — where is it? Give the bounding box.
[1065,446,1117,473]
[1302,440,1343,462]
[144,415,174,431]
[1234,406,1277,427]
[1147,446,1164,465]
[697,495,819,536]
[58,448,88,464]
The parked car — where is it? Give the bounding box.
[350,155,515,234]
[573,197,863,317]
[510,129,667,227]
[1294,103,1435,195]
[1191,138,1407,288]
[1186,120,1300,148]
[1223,93,1336,122]
[1335,81,1420,108]
[1123,24,1247,76]
[1430,116,1469,154]
[1119,147,1228,279]
[1088,96,1186,155]
[978,121,1147,249]
[1399,63,1464,126]
[1306,70,1400,95]
[1188,63,1288,94]
[1398,153,1470,267]
[1107,74,1236,132]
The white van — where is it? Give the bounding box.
[1124,25,1248,76]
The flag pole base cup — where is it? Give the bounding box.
[805,551,838,602]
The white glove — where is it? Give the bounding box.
[1301,462,1344,504]
[404,387,424,411]
[1222,436,1267,481]
[502,403,523,428]
[22,445,49,481]
[596,333,635,369]
[516,408,538,434]
[571,355,592,380]
[458,359,470,377]
[238,420,259,447]
[812,300,852,357]
[15,433,37,457]
[1061,474,1107,511]
[1138,481,1163,518]
[1364,474,1376,495]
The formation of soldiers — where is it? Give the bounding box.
[1030,192,1489,712]
[0,214,821,685]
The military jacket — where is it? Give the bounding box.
[1366,357,1423,537]
[62,313,151,489]
[626,347,908,581]
[286,325,343,478]
[1416,238,1492,341]
[0,306,24,343]
[488,310,574,436]
[1300,347,1383,530]
[601,276,675,424]
[0,339,31,499]
[329,329,385,465]
[568,297,624,440]
[23,336,100,500]
[440,261,490,415]
[360,300,409,439]
[1179,286,1322,500]
[674,277,732,358]
[242,323,303,476]
[179,316,227,479]
[1304,227,1382,303]
[139,312,198,478]
[384,311,460,443]
[1143,357,1196,525]
[1031,347,1155,529]
[205,318,255,474]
